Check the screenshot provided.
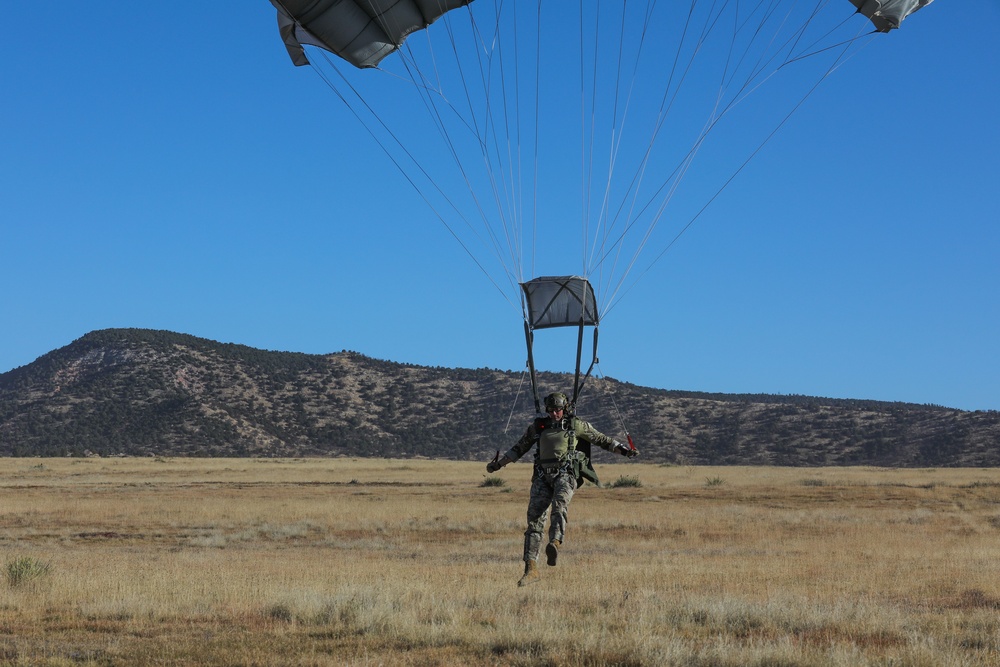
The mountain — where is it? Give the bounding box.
[1,329,997,465]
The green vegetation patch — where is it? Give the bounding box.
[607,475,642,488]
[6,556,52,588]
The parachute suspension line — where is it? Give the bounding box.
[468,6,529,287]
[590,0,664,302]
[578,0,590,275]
[583,0,635,285]
[590,0,709,294]
[530,0,543,281]
[382,8,519,291]
[470,0,521,285]
[581,0,602,276]
[589,0,658,300]
[437,8,523,288]
[461,2,529,287]
[602,30,857,318]
[273,5,506,283]
[590,0,713,305]
[601,0,772,296]
[495,0,534,287]
[596,362,635,450]
[395,38,521,295]
[441,0,529,281]
[784,30,877,65]
[395,6,535,294]
[584,0,737,299]
[309,50,517,313]
[509,0,527,287]
[595,0,864,316]
[504,366,529,434]
[781,24,877,67]
[590,0,633,285]
[587,2,615,289]
[721,0,835,105]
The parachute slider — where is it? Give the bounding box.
[521,276,599,331]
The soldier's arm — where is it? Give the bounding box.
[503,423,539,462]
[575,419,615,451]
[487,423,539,473]
[577,419,638,457]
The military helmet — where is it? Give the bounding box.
[544,392,569,412]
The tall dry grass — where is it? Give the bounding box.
[1,458,999,665]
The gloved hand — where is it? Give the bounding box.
[614,440,639,458]
[486,455,510,473]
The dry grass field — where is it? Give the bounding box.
[1,458,999,666]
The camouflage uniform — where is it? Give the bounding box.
[502,415,617,563]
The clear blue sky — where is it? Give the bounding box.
[2,2,998,412]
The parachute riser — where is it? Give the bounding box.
[572,322,585,407]
[575,326,599,406]
[523,322,541,415]
[523,319,599,416]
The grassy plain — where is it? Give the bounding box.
[1,458,999,666]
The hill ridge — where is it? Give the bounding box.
[1,328,997,464]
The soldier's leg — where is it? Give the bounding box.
[547,473,577,545]
[523,475,554,563]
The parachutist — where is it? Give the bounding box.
[485,392,638,587]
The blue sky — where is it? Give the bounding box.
[2,2,998,412]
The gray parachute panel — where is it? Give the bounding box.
[271,0,472,68]
[521,276,599,331]
[850,0,933,31]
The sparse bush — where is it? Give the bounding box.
[480,476,506,487]
[801,478,826,487]
[6,556,52,588]
[608,475,642,488]
[265,603,293,622]
[705,476,725,488]
[964,480,1000,489]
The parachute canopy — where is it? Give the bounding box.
[851,0,934,32]
[270,0,472,68]
[521,277,599,331]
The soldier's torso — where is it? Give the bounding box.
[536,417,578,464]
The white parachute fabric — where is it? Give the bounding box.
[271,0,473,68]
[521,277,599,331]
[850,0,934,31]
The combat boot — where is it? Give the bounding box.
[545,539,561,566]
[517,559,540,587]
